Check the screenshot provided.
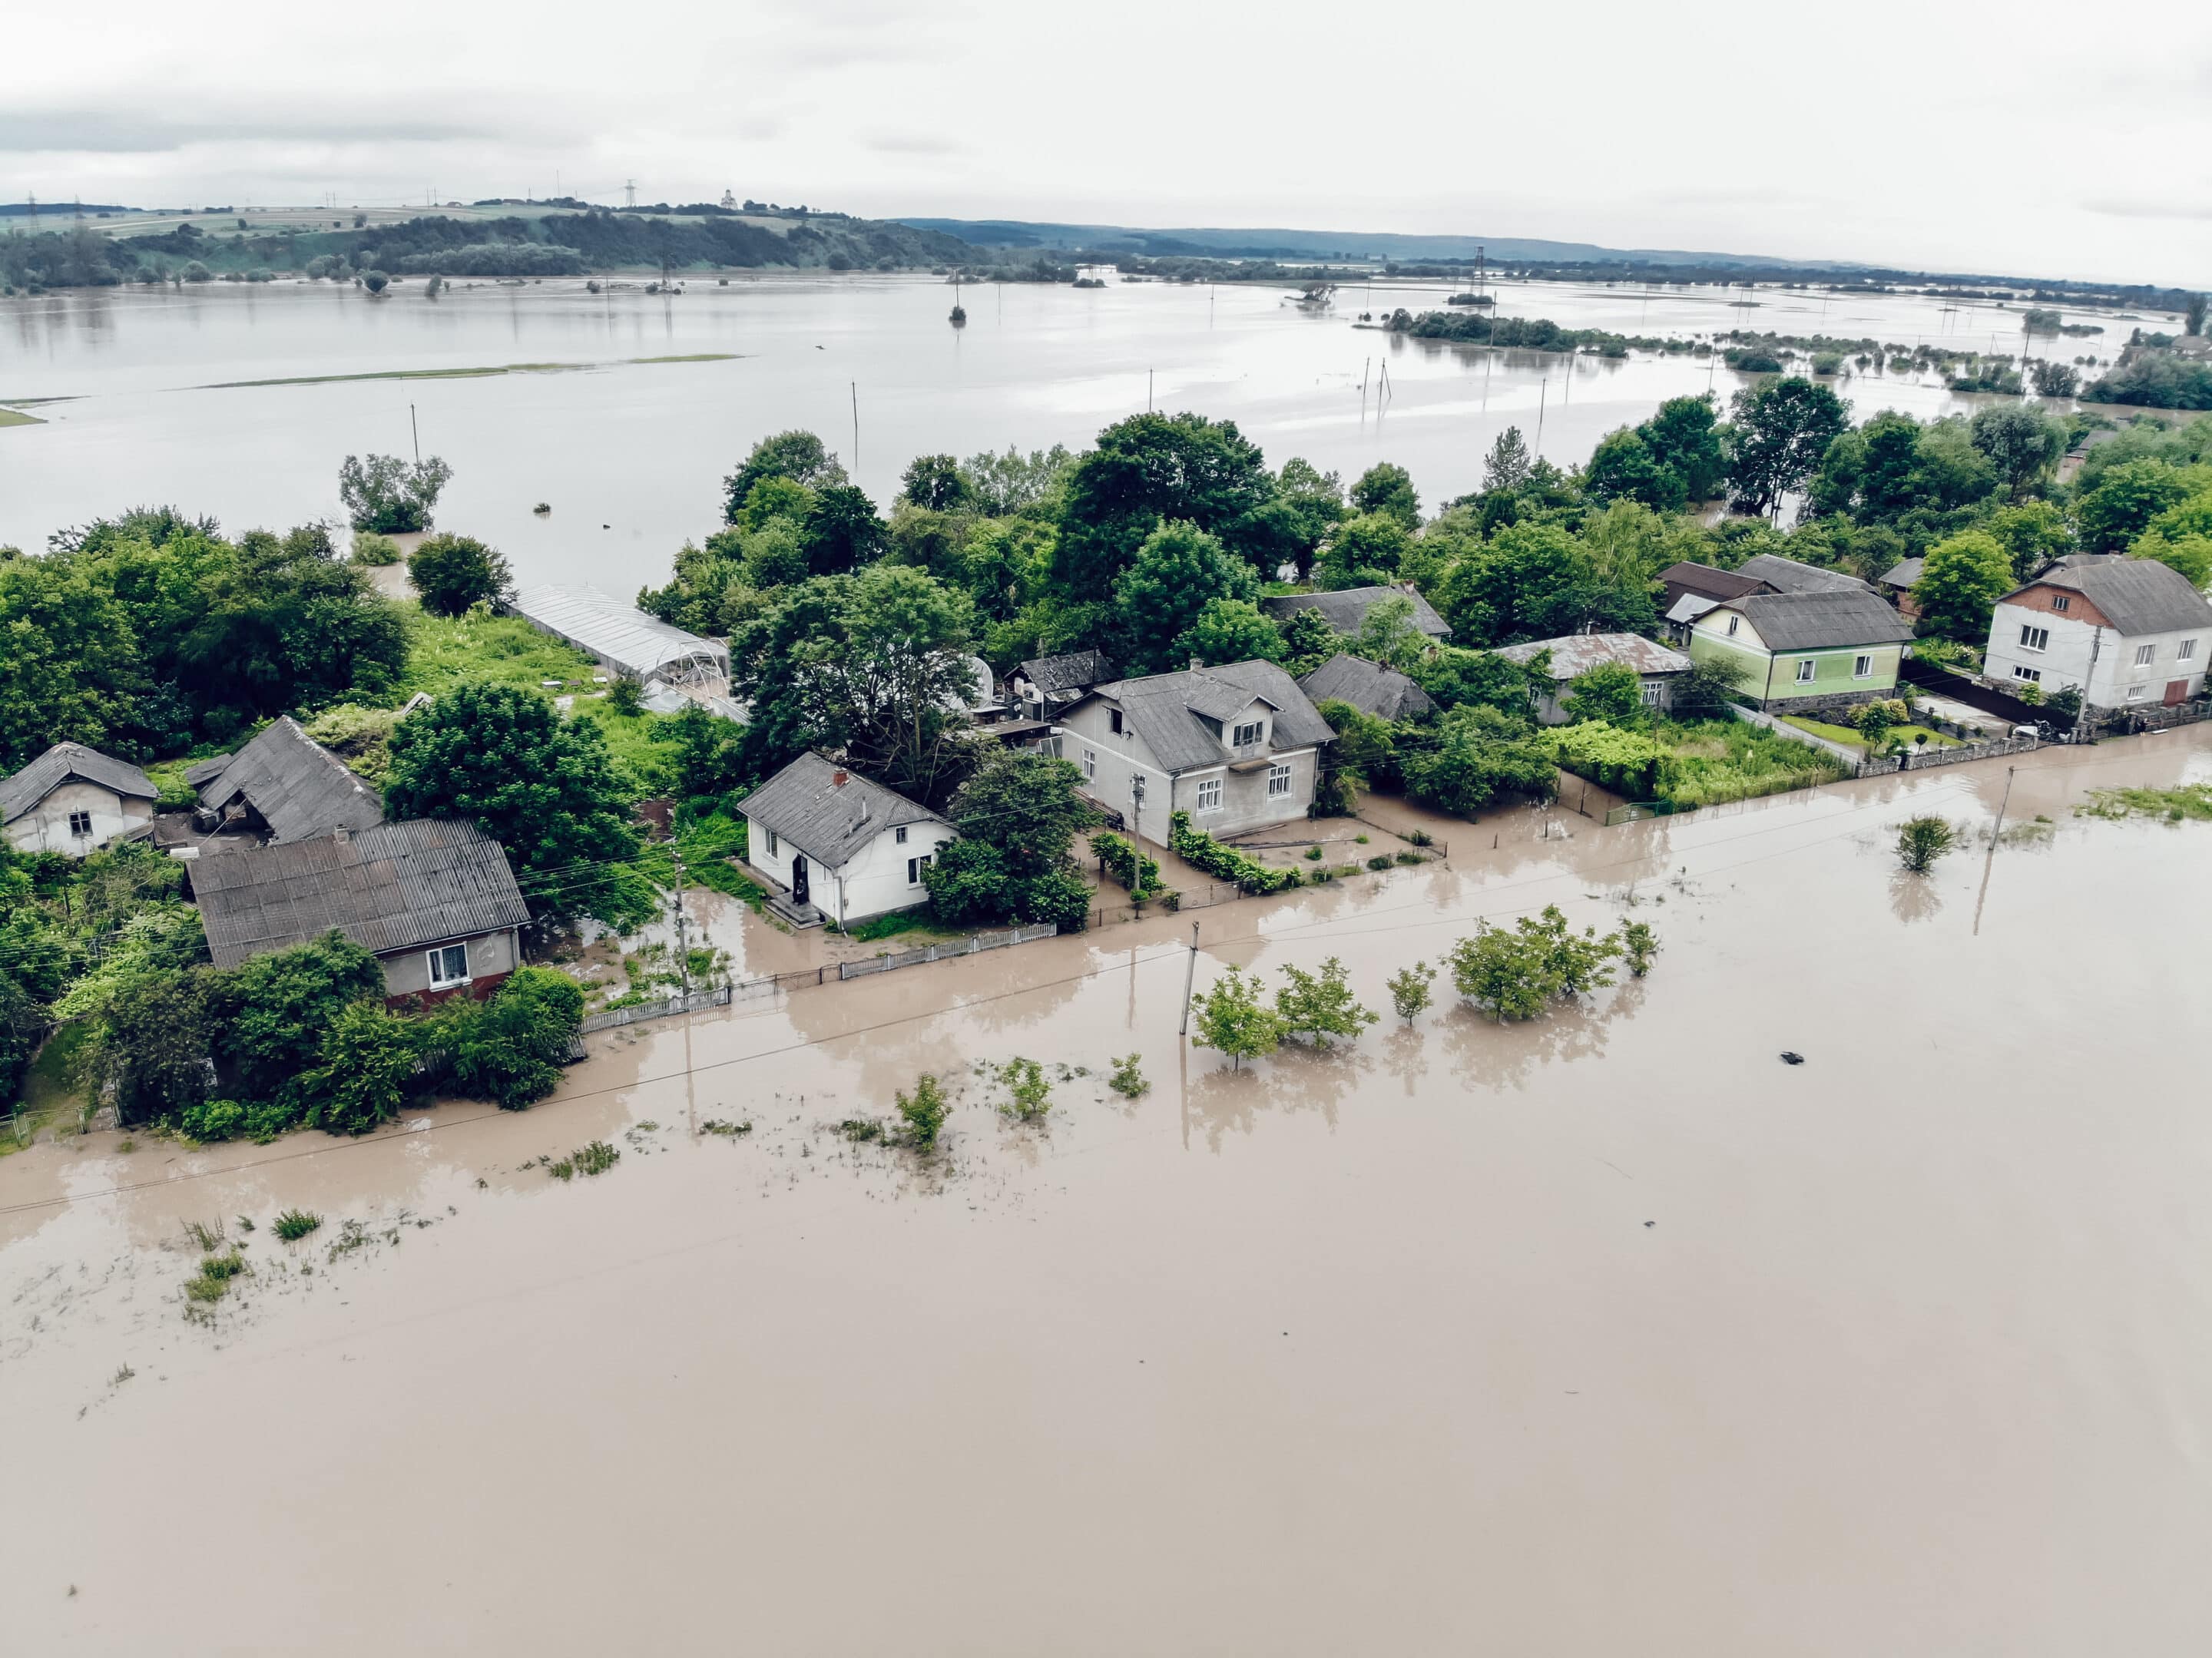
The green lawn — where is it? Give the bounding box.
[1653,718,1852,809]
[830,908,962,945]
[0,407,45,429]
[1780,716,1962,752]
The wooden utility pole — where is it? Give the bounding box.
[1178,922,1200,1037]
[850,382,859,474]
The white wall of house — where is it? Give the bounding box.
[1168,748,1318,836]
[4,781,154,856]
[1984,603,2208,708]
[742,812,954,923]
[1056,697,1316,839]
[1057,700,1176,842]
[377,927,519,997]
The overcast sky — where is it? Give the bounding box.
[10,0,2209,285]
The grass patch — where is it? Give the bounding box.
[1779,715,1961,751]
[200,353,738,389]
[2078,783,2212,822]
[272,1208,323,1242]
[1655,717,1850,810]
[837,1118,883,1143]
[184,1248,249,1302]
[548,1139,621,1180]
[0,407,45,429]
[700,1117,753,1137]
[830,908,959,944]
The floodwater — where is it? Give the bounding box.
[5,731,2210,1654]
[0,273,2153,580]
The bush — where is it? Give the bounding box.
[1896,816,1955,873]
[996,1057,1052,1122]
[349,531,402,566]
[1549,720,1670,799]
[1168,812,1302,894]
[426,967,584,1109]
[1108,1054,1149,1097]
[179,1097,247,1143]
[409,533,513,617]
[1366,854,1392,871]
[1273,957,1376,1045]
[301,1001,420,1135]
[1446,905,1624,1021]
[1188,965,1286,1069]
[896,1073,949,1149]
[1386,961,1434,1022]
[1091,830,1164,897]
[272,1208,323,1241]
[604,677,644,716]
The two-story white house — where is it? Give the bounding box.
[1982,557,2212,713]
[1053,660,1336,842]
[740,753,956,928]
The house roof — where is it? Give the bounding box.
[1084,660,1336,773]
[1724,591,1916,651]
[2008,557,2212,636]
[190,818,531,971]
[183,753,235,789]
[1879,558,1926,589]
[1260,584,1451,638]
[1665,593,1721,626]
[1495,633,1694,680]
[198,717,386,846]
[1735,553,1875,596]
[1017,649,1116,693]
[1658,561,1771,604]
[740,753,945,869]
[1296,654,1437,722]
[508,584,730,680]
[0,742,157,825]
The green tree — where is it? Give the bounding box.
[896,1073,950,1149]
[1728,378,1850,515]
[1482,426,1534,493]
[923,750,1099,928]
[1278,606,1343,675]
[1313,512,1413,589]
[2076,458,2194,552]
[1987,500,2075,580]
[1174,597,1286,667]
[736,475,817,531]
[338,452,453,532]
[1272,457,1349,579]
[1189,965,1286,1069]
[1434,521,1651,644]
[1640,394,1730,502]
[1582,428,1687,511]
[1398,704,1558,815]
[384,683,644,924]
[300,1001,419,1134]
[0,556,149,767]
[1386,961,1434,1022]
[1350,462,1421,528]
[1051,412,1275,603]
[1562,661,1646,726]
[958,444,1075,515]
[799,484,889,576]
[1621,922,1658,978]
[900,454,972,512]
[1112,519,1260,673]
[722,430,846,523]
[1969,405,2066,497]
[220,932,387,1106]
[429,966,584,1108]
[1446,922,1558,1021]
[408,533,514,617]
[1274,956,1377,1045]
[1896,816,1955,873]
[1349,593,1429,672]
[1912,529,2016,644]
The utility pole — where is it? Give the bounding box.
[672,852,691,996]
[1972,766,2016,937]
[850,381,859,475]
[1178,922,1200,1037]
[1147,368,1153,412]
[1130,772,1144,853]
[624,179,637,210]
[1535,377,1548,457]
[409,403,420,465]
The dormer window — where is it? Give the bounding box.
[1231,720,1263,748]
[1726,614,1741,637]
[2050,594,2070,612]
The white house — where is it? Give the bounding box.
[1053,660,1336,842]
[1,743,159,855]
[1495,633,1694,724]
[1982,557,2212,713]
[740,753,955,928]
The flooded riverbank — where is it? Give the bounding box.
[4,731,2210,1653]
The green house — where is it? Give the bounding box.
[1688,590,1915,714]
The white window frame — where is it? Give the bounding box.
[1195,776,1224,812]
[1267,763,1293,798]
[906,854,933,885]
[2018,624,2049,653]
[427,943,471,988]
[1639,680,1664,706]
[765,829,778,857]
[1082,747,1097,779]
[2134,643,2157,667]
[67,809,94,836]
[2050,594,2071,613]
[2126,683,2147,702]
[1794,659,1817,683]
[2179,638,2200,662]
[1853,654,1873,679]
[2012,665,2042,683]
[1231,720,1263,749]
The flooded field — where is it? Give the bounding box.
[5,732,2210,1653]
[2,273,2158,581]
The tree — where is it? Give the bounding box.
[1987,500,2075,580]
[220,932,387,1106]
[2190,294,2209,338]
[383,682,644,924]
[1351,462,1421,528]
[361,270,390,294]
[900,454,972,512]
[1896,816,1955,873]
[1446,922,1558,1021]
[2031,361,2081,399]
[1640,394,1730,502]
[1349,594,1429,673]
[1313,512,1412,589]
[1912,529,2016,644]
[339,453,454,533]
[1562,662,1646,726]
[1111,519,1260,673]
[1174,597,1286,667]
[1412,646,1544,716]
[722,430,846,523]
[1582,428,1687,511]
[654,703,747,799]
[1272,458,1348,579]
[922,750,1099,928]
[0,556,150,767]
[1386,961,1434,1023]
[1189,965,1286,1069]
[799,483,889,576]
[1278,606,1343,675]
[1482,426,1533,494]
[408,533,513,617]
[1970,405,2065,497]
[1434,521,1651,644]
[959,444,1075,515]
[1727,378,1849,515]
[1052,412,1276,602]
[1275,957,1377,1045]
[2075,459,2194,552]
[896,1073,950,1150]
[429,966,584,1108]
[300,1001,419,1135]
[1398,704,1558,815]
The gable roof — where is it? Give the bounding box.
[0,743,157,825]
[1017,650,1116,694]
[1658,561,1772,606]
[183,753,235,789]
[1083,660,1336,773]
[1296,654,1437,722]
[1735,553,1874,596]
[740,753,945,869]
[191,818,531,970]
[1260,584,1451,638]
[198,717,385,846]
[1879,558,1925,589]
[1722,591,1916,651]
[1495,633,1694,680]
[2008,557,2212,636]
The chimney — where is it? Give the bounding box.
[333,826,349,844]
[1187,657,1201,672]
[831,769,849,787]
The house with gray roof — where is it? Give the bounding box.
[1658,561,1777,640]
[1687,591,1916,713]
[1055,660,1336,839]
[1296,654,1437,723]
[1734,553,1876,597]
[1260,584,1451,643]
[2,742,158,856]
[190,819,531,1002]
[194,717,386,846]
[739,753,955,928]
[1011,650,1117,720]
[1982,556,2212,713]
[1495,633,1694,724]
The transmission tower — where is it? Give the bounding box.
[624,179,637,209]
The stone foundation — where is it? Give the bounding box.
[1751,688,1888,717]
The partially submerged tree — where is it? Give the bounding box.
[1386,961,1435,1023]
[1189,965,1286,1069]
[1896,816,1955,873]
[1273,956,1377,1046]
[339,453,453,533]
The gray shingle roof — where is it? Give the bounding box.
[1296,654,1437,722]
[740,753,945,869]
[2013,558,2212,636]
[0,743,157,825]
[191,818,531,970]
[1735,554,1874,596]
[198,717,385,846]
[1017,650,1116,694]
[1085,660,1336,773]
[1260,585,1451,638]
[1728,591,1916,651]
[1495,633,1694,680]
[183,754,234,789]
[1879,558,1925,589]
[1658,561,1772,605]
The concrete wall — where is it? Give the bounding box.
[4,781,154,856]
[1982,602,2207,710]
[742,811,954,923]
[378,927,518,998]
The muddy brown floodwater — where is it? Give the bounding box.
[5,733,2211,1655]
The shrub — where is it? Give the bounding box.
[1447,905,1624,1021]
[896,1074,949,1149]
[178,1098,247,1143]
[1303,846,1323,860]
[426,967,584,1109]
[272,1208,323,1241]
[1092,830,1164,897]
[549,1139,620,1179]
[1168,812,1302,894]
[1273,957,1377,1046]
[1549,720,1670,799]
[1621,922,1658,978]
[996,1057,1052,1123]
[409,532,514,617]
[1896,816,1955,873]
[1366,854,1392,871]
[300,1001,420,1136]
[1107,1054,1149,1097]
[1189,965,1286,1068]
[1386,961,1434,1022]
[604,677,644,716]
[185,1248,250,1302]
[349,531,402,566]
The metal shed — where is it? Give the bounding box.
[507,585,730,687]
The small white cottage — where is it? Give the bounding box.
[740,753,955,928]
[1,743,159,855]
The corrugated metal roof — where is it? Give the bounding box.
[1666,593,1720,625]
[508,585,730,680]
[1017,650,1116,693]
[1736,554,1874,596]
[1658,561,1770,604]
[2013,558,2212,636]
[740,753,946,869]
[1260,584,1451,638]
[183,753,234,788]
[191,818,531,970]
[1495,633,1694,680]
[1296,654,1437,722]
[1879,558,1925,589]
[0,743,157,824]
[198,717,385,845]
[1084,660,1336,773]
[1726,591,1916,651]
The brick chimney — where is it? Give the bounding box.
[831,769,849,787]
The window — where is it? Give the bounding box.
[2012,665,2042,684]
[1195,777,1223,812]
[1268,763,1293,797]
[766,829,778,857]
[906,854,933,885]
[427,944,470,988]
[1853,654,1873,679]
[894,826,908,844]
[1794,660,1817,683]
[1082,747,1097,779]
[1726,614,1741,637]
[2127,683,2147,702]
[67,810,93,836]
[2134,643,2157,667]
[1109,708,1124,735]
[2018,625,2049,652]
[1639,681,1664,706]
[1231,720,1263,748]
[2181,638,2200,662]
[2050,594,2070,613]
